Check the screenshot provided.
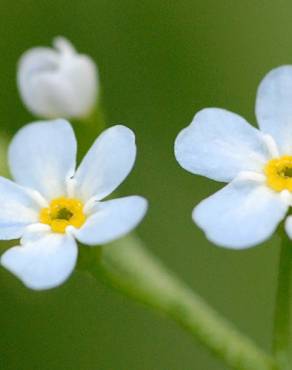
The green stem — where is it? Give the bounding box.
[80,235,277,370]
[73,101,106,160]
[82,102,106,134]
[273,228,292,370]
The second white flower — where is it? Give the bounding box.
[175,66,292,249]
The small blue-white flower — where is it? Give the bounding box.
[17,37,98,119]
[0,120,147,289]
[175,66,292,249]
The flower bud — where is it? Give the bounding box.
[17,37,98,119]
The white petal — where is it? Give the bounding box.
[71,196,148,245]
[0,177,39,240]
[193,178,288,249]
[57,55,97,118]
[175,108,270,182]
[18,47,61,117]
[74,125,136,201]
[9,120,77,200]
[256,66,292,154]
[20,223,51,244]
[1,233,78,290]
[285,216,292,239]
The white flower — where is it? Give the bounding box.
[0,120,148,290]
[174,66,292,249]
[17,37,98,119]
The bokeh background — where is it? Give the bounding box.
[0,1,291,369]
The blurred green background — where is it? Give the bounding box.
[0,1,291,369]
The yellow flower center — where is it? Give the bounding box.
[39,197,86,233]
[265,156,292,192]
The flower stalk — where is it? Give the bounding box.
[73,100,106,160]
[273,227,292,370]
[79,235,277,370]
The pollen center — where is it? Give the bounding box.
[265,156,292,192]
[39,197,86,233]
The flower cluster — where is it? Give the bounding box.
[2,35,292,292]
